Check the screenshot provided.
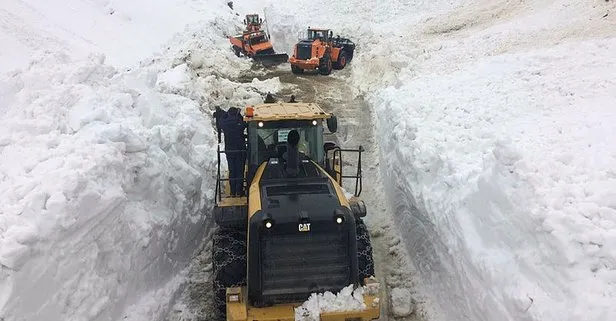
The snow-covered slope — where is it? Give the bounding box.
[0,0,232,73]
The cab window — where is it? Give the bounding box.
[308,30,328,41]
[248,120,324,166]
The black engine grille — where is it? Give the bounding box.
[260,231,350,303]
[296,44,312,60]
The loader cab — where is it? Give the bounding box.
[243,102,338,185]
[307,28,332,42]
[247,119,325,166]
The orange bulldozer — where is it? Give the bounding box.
[228,14,289,67]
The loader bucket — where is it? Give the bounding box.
[252,53,289,67]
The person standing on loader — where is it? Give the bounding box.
[218,107,247,196]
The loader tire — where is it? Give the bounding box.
[212,228,247,320]
[356,219,375,283]
[318,54,333,75]
[333,51,348,70]
[291,64,304,74]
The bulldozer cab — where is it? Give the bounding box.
[244,14,262,29]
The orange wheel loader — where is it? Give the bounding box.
[289,27,356,75]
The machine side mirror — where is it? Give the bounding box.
[324,141,338,153]
[243,19,247,25]
[329,31,333,38]
[260,18,263,23]
[326,115,338,133]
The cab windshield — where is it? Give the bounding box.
[307,30,328,41]
[248,120,324,166]
[247,15,259,24]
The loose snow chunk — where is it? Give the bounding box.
[294,285,366,321]
[390,287,415,317]
[155,64,193,96]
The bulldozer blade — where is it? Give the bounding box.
[252,53,289,67]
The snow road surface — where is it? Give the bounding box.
[2,0,616,321]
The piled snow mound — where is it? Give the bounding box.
[294,285,366,321]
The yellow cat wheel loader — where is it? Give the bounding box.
[212,98,380,321]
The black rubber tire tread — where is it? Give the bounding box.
[212,228,247,320]
[291,64,304,74]
[233,46,241,57]
[318,53,332,75]
[333,51,347,70]
[356,219,375,283]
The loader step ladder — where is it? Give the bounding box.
[327,145,364,197]
[215,145,248,203]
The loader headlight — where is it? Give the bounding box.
[263,216,275,229]
[312,120,318,126]
[258,121,264,128]
[226,288,242,303]
[333,208,346,225]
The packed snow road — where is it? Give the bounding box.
[166,63,430,321]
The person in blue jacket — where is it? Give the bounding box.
[217,107,247,196]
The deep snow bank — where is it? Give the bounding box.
[0,50,217,321]
[374,37,616,321]
[0,8,283,321]
[349,0,616,321]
